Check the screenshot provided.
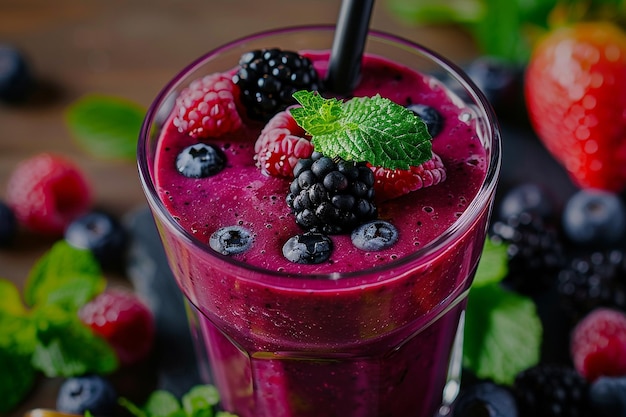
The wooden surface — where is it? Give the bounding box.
[0,0,478,413]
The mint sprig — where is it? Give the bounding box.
[290,91,432,169]
[463,238,542,385]
[120,384,238,417]
[0,241,116,412]
[65,94,146,161]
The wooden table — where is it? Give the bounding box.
[0,0,477,413]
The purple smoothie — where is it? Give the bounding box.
[151,50,492,417]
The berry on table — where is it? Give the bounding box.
[172,73,242,138]
[79,289,155,367]
[287,153,377,234]
[254,109,313,177]
[453,381,519,417]
[64,210,128,271]
[561,189,626,247]
[0,200,17,246]
[369,153,446,202]
[5,153,92,236]
[0,44,34,103]
[589,376,626,417]
[209,226,254,255]
[176,143,227,178]
[497,183,555,222]
[233,48,320,121]
[513,364,591,417]
[282,232,333,264]
[571,308,626,382]
[56,375,117,415]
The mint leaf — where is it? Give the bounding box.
[31,305,118,377]
[387,0,485,24]
[473,238,509,287]
[182,385,220,417]
[463,283,542,385]
[65,94,146,161]
[0,278,27,316]
[143,391,185,417]
[291,91,432,169]
[24,241,105,311]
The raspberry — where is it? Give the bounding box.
[254,110,313,177]
[369,152,447,202]
[79,289,155,366]
[172,73,242,138]
[233,48,320,121]
[571,308,626,382]
[5,153,92,236]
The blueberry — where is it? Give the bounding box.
[0,201,17,246]
[282,232,332,264]
[466,56,522,111]
[590,376,626,417]
[453,382,518,417]
[0,44,34,103]
[56,375,117,415]
[176,143,226,178]
[65,210,128,271]
[407,103,443,138]
[562,189,626,246]
[498,183,554,221]
[209,226,253,255]
[351,220,398,251]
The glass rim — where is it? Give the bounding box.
[137,24,502,282]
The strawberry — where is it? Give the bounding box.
[570,308,626,381]
[79,289,155,366]
[525,22,626,192]
[254,109,313,177]
[173,73,242,138]
[369,152,446,202]
[5,153,92,236]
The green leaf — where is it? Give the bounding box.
[143,391,185,417]
[0,278,27,316]
[463,283,542,385]
[0,343,38,413]
[386,0,485,24]
[291,91,432,169]
[65,94,146,161]
[31,305,118,377]
[473,238,509,287]
[182,385,220,417]
[24,241,105,311]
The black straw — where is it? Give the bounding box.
[325,0,375,96]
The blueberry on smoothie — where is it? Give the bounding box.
[407,103,443,138]
[282,232,333,264]
[176,143,226,178]
[209,226,253,255]
[351,220,399,251]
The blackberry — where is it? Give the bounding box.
[557,249,626,323]
[233,48,320,121]
[490,212,566,294]
[286,153,377,234]
[513,364,591,417]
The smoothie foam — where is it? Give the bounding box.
[150,50,492,417]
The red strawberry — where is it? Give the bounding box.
[6,153,92,236]
[570,308,626,381]
[525,22,626,192]
[173,73,242,138]
[79,289,155,366]
[254,109,313,177]
[369,152,446,202]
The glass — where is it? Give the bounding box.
[138,25,501,417]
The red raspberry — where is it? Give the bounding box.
[254,109,313,177]
[571,308,626,381]
[173,73,242,138]
[6,153,92,236]
[79,289,155,367]
[369,152,447,202]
